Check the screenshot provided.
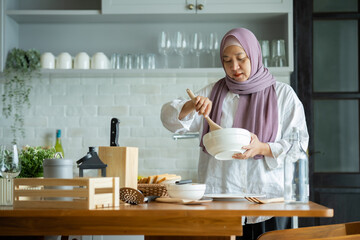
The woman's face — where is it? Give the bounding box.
[222,45,251,82]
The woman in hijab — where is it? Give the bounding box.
[161,28,309,240]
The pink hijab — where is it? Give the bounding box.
[200,28,278,159]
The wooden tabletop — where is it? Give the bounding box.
[0,201,333,237]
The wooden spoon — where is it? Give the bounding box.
[186,89,222,131]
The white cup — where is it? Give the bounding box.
[40,52,55,69]
[56,52,72,69]
[74,52,90,69]
[91,52,110,69]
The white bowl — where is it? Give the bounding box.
[165,183,206,200]
[203,128,251,160]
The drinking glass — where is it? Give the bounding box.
[133,54,145,69]
[110,53,121,69]
[126,54,133,69]
[271,39,287,67]
[158,31,172,68]
[206,32,219,67]
[259,40,271,67]
[0,145,21,179]
[190,32,205,68]
[173,31,189,68]
[119,54,128,69]
[146,53,156,69]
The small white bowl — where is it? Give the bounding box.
[203,128,251,160]
[165,183,206,200]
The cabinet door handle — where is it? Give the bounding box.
[187,4,194,10]
[197,4,204,10]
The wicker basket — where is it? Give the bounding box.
[138,184,168,197]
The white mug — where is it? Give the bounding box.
[74,52,90,69]
[40,52,55,69]
[91,52,110,69]
[56,52,72,69]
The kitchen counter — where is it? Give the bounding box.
[0,201,333,239]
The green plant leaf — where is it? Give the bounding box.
[2,48,40,144]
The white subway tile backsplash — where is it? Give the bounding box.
[143,158,176,170]
[51,95,82,105]
[131,127,164,138]
[176,157,199,169]
[115,94,146,106]
[113,76,144,84]
[79,116,110,128]
[83,137,108,148]
[83,95,114,105]
[98,106,129,116]
[23,116,48,127]
[48,116,80,128]
[113,116,143,127]
[143,77,176,84]
[145,137,177,148]
[67,84,97,96]
[130,106,160,116]
[99,84,130,95]
[67,127,97,138]
[81,77,112,85]
[50,76,81,85]
[35,106,65,116]
[121,137,146,148]
[130,84,161,94]
[66,106,97,117]
[161,83,192,96]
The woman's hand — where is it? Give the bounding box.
[192,95,212,117]
[232,133,272,159]
[179,95,212,120]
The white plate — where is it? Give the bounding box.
[203,193,265,201]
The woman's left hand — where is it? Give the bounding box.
[232,133,271,160]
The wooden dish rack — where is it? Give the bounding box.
[13,177,119,209]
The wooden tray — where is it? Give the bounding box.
[13,177,119,209]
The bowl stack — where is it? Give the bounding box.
[165,183,206,200]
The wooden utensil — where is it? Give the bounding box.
[120,187,159,205]
[244,197,284,204]
[120,187,145,205]
[186,89,222,131]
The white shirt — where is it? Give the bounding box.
[161,81,309,224]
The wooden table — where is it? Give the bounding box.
[0,201,333,240]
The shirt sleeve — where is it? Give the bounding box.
[160,98,199,134]
[264,84,309,169]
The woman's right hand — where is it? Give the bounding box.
[179,95,212,120]
[192,95,212,117]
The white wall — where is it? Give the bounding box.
[0,71,289,181]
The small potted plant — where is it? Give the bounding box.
[19,146,56,178]
[2,48,41,144]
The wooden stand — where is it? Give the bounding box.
[98,146,138,189]
[13,177,119,209]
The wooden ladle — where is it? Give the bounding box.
[186,89,222,132]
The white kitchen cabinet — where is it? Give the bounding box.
[0,0,293,76]
[102,0,291,14]
[102,0,196,14]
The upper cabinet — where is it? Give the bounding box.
[102,0,291,14]
[102,0,194,14]
[0,0,293,74]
